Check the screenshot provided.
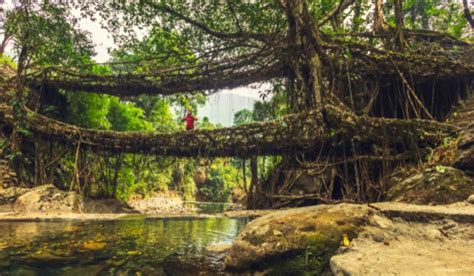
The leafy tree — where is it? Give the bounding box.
[233,109,254,126]
[3,2,94,67]
[107,98,153,131]
[200,160,239,202]
[65,92,111,129]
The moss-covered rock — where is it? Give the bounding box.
[225,204,370,273]
[386,166,474,205]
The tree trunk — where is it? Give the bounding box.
[285,0,324,111]
[394,0,405,50]
[0,35,10,55]
[247,156,258,208]
[374,0,388,32]
[463,0,474,28]
[352,0,362,32]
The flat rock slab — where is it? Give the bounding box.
[331,234,474,275]
[372,202,474,223]
[330,212,474,276]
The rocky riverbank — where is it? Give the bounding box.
[222,198,474,275]
[0,184,199,219]
[1,182,473,275]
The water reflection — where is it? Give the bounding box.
[0,217,247,275]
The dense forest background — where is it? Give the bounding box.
[0,0,472,204]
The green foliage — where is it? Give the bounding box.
[197,117,216,130]
[4,3,94,67]
[0,54,17,69]
[386,0,468,37]
[115,155,173,200]
[90,2,286,53]
[253,101,274,121]
[107,98,153,131]
[435,165,447,173]
[200,160,239,202]
[110,26,206,127]
[65,93,158,132]
[233,109,254,126]
[65,92,111,129]
[149,98,178,132]
[172,161,197,201]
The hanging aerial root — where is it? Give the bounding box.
[0,104,458,158]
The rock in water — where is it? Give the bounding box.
[225,204,369,273]
[13,184,83,213]
[163,252,226,275]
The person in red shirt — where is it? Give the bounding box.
[182,110,198,130]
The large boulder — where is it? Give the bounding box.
[225,204,370,273]
[0,186,30,205]
[13,184,83,213]
[386,166,474,205]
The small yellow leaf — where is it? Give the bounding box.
[82,242,106,250]
[342,233,350,247]
[127,251,140,255]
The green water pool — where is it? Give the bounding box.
[0,217,248,275]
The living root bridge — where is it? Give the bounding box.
[0,104,458,158]
[24,33,474,98]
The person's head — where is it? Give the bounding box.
[187,110,192,116]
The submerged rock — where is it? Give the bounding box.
[225,204,370,273]
[386,166,474,205]
[163,251,227,275]
[13,184,83,213]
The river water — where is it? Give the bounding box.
[0,217,248,275]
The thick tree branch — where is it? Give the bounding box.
[318,0,355,27]
[158,4,270,42]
